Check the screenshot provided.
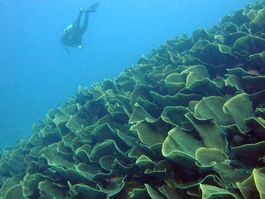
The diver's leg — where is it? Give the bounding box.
[74,10,83,29]
[80,12,89,35]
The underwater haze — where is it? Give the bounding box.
[0,0,256,148]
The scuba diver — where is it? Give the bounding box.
[61,2,100,53]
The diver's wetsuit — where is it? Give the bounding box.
[61,2,99,53]
[61,10,89,49]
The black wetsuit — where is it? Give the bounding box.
[61,10,89,49]
[61,2,99,52]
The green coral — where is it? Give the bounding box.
[1,1,265,198]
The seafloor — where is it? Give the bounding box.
[1,1,265,199]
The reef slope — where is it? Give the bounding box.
[1,1,265,198]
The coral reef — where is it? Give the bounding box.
[1,1,265,198]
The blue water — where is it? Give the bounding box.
[0,0,256,148]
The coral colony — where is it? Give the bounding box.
[1,1,265,198]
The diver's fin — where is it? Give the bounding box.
[85,2,100,13]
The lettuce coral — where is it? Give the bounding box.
[1,1,265,198]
